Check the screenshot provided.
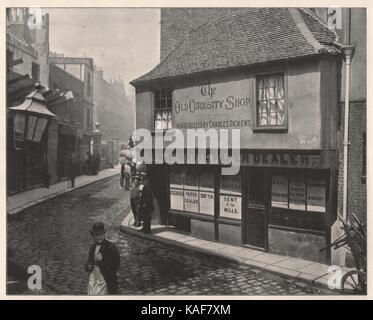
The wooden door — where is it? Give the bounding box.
[244,168,269,249]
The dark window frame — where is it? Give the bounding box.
[154,87,173,130]
[253,71,288,132]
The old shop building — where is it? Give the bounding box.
[131,8,365,264]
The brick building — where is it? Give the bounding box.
[93,67,134,169]
[131,8,366,266]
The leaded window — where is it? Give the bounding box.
[154,88,173,129]
[257,74,286,127]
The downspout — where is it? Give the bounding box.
[342,45,355,220]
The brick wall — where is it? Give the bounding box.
[337,101,366,222]
[160,8,242,60]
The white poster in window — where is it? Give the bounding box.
[199,192,214,215]
[169,169,184,211]
[170,188,184,211]
[199,172,214,215]
[184,190,199,213]
[289,179,306,211]
[271,176,288,208]
[307,180,326,213]
[219,195,241,219]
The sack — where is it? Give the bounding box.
[119,157,126,166]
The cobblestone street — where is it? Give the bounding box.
[7,175,334,295]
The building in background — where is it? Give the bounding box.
[49,54,99,176]
[131,8,366,266]
[6,7,53,193]
[93,66,134,169]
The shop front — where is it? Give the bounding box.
[131,8,342,264]
[165,149,335,264]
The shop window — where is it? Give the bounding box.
[154,88,173,130]
[256,73,286,129]
[219,174,242,220]
[271,173,326,213]
[169,167,214,216]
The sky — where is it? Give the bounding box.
[43,8,161,97]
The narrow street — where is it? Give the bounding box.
[7,175,333,295]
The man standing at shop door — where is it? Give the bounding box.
[138,174,154,234]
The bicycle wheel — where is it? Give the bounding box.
[341,270,367,294]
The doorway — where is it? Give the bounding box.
[243,168,269,249]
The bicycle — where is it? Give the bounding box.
[320,213,366,294]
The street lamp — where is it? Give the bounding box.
[9,83,56,148]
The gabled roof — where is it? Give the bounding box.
[132,8,340,86]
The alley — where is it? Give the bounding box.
[7,175,333,295]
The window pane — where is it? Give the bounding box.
[220,173,242,219]
[271,175,288,208]
[26,115,38,140]
[289,177,306,210]
[170,168,184,211]
[307,179,326,212]
[256,74,285,127]
[33,118,48,142]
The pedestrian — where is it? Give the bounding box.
[138,174,154,234]
[94,152,101,175]
[85,221,120,295]
[130,176,141,227]
[124,162,131,190]
[70,151,76,188]
[86,151,92,175]
[119,145,127,188]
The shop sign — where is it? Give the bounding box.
[170,170,184,211]
[271,176,288,208]
[173,79,253,131]
[220,174,241,219]
[199,192,214,215]
[184,190,199,213]
[241,152,321,168]
[220,195,241,219]
[199,172,215,215]
[289,179,306,210]
[307,180,326,212]
[170,188,184,211]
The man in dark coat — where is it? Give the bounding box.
[138,175,154,234]
[85,222,120,294]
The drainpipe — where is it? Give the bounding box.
[342,45,355,221]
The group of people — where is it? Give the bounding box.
[85,137,154,295]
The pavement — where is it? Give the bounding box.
[7,176,334,295]
[7,165,122,216]
[120,213,352,292]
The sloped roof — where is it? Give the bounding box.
[132,8,340,85]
